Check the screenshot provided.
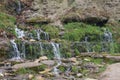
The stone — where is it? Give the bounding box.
[35,56,48,63]
[0,73,4,77]
[84,58,91,62]
[69,57,77,63]
[21,0,120,26]
[30,39,36,42]
[85,78,98,80]
[99,63,120,80]
[77,73,83,77]
[41,60,55,66]
[39,68,51,74]
[12,62,42,69]
[35,75,45,80]
[28,74,34,79]
[39,56,48,61]
[105,55,120,61]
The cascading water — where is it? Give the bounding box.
[102,29,113,52]
[51,42,62,76]
[15,25,25,39]
[35,29,49,41]
[44,32,49,40]
[40,42,43,56]
[10,39,21,60]
[17,0,22,14]
[84,36,91,53]
[36,29,41,40]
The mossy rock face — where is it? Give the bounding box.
[26,17,51,23]
[61,12,80,24]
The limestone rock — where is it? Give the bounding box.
[30,39,36,42]
[35,75,45,80]
[85,78,97,80]
[77,73,83,77]
[99,63,120,80]
[41,60,55,66]
[12,62,42,69]
[35,56,48,63]
[69,57,77,63]
[39,56,48,61]
[22,0,120,25]
[28,74,34,79]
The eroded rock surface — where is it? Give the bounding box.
[99,63,120,80]
[22,0,120,25]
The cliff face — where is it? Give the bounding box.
[22,0,120,25]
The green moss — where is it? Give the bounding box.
[16,68,36,74]
[58,66,66,72]
[63,22,103,41]
[0,12,16,35]
[26,17,50,23]
[41,25,60,39]
[16,64,47,74]
[71,66,78,73]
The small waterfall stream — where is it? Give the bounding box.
[10,39,21,60]
[10,25,51,61]
[35,29,49,41]
[15,25,25,39]
[17,0,22,14]
[51,42,62,76]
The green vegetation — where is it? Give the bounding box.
[41,25,60,39]
[0,12,16,35]
[63,22,103,41]
[16,64,47,74]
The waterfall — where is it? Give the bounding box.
[17,0,22,14]
[51,42,61,76]
[10,39,21,60]
[102,29,113,52]
[40,42,43,55]
[84,36,90,53]
[15,25,25,39]
[35,29,49,41]
[21,41,26,58]
[44,32,49,40]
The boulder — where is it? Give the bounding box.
[12,62,42,69]
[99,63,120,80]
[41,60,55,66]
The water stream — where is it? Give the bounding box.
[17,0,22,14]
[10,39,21,60]
[51,42,62,76]
[15,25,25,39]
